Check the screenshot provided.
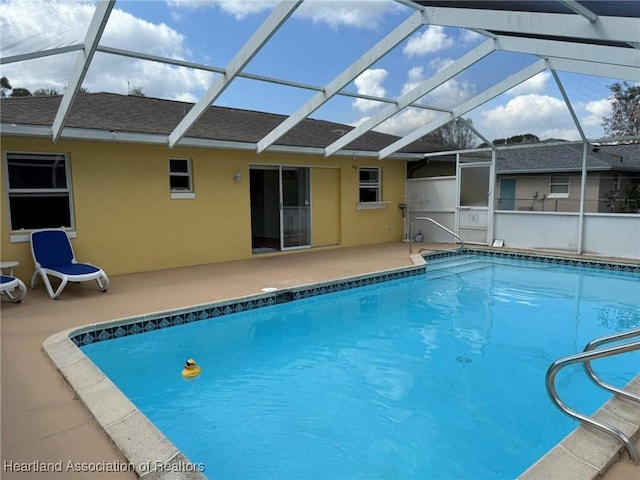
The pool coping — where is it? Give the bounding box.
[42,250,639,479]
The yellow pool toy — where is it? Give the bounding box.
[181,358,201,378]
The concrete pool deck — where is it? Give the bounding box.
[1,242,639,479]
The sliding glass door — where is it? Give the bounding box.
[250,165,311,253]
[281,166,311,249]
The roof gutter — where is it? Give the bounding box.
[0,123,424,161]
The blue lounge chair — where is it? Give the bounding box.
[30,229,109,299]
[1,275,27,303]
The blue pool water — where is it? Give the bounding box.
[83,255,640,479]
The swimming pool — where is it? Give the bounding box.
[79,252,640,479]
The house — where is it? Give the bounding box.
[0,93,440,280]
[494,143,640,213]
[408,142,640,213]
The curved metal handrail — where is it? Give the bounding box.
[546,337,640,464]
[409,217,464,254]
[583,328,640,404]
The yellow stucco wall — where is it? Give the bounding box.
[1,137,406,279]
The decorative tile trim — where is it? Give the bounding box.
[71,250,637,348]
[71,264,426,347]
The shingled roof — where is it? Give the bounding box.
[495,142,640,174]
[0,92,443,157]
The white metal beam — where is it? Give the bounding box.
[423,7,640,44]
[546,57,640,81]
[324,38,496,157]
[168,0,302,148]
[557,0,598,23]
[496,36,639,69]
[256,10,426,153]
[1,45,83,65]
[51,0,114,142]
[378,59,548,159]
[96,46,452,112]
[551,69,586,142]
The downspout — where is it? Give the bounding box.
[577,142,588,254]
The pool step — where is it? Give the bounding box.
[426,255,479,271]
[425,256,492,280]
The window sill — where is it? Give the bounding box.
[547,194,569,199]
[357,201,389,210]
[171,192,196,200]
[10,230,77,243]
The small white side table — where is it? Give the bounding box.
[0,261,19,276]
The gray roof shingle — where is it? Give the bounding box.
[495,143,640,173]
[0,92,444,155]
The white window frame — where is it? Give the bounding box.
[358,166,386,208]
[169,158,195,199]
[548,175,569,198]
[4,151,76,242]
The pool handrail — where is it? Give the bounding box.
[545,328,640,464]
[409,217,464,254]
[583,329,640,405]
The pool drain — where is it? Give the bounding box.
[456,356,472,364]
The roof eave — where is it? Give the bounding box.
[0,123,422,160]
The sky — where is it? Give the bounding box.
[0,0,633,146]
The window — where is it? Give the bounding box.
[4,152,73,230]
[169,158,194,199]
[549,176,569,198]
[359,167,380,202]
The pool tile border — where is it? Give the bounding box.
[69,262,426,348]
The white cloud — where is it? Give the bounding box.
[580,97,611,128]
[423,79,476,109]
[0,0,212,100]
[400,66,425,95]
[353,68,388,112]
[298,0,398,29]
[353,64,476,137]
[0,0,93,56]
[460,28,482,44]
[375,107,440,136]
[167,0,276,20]
[399,65,476,108]
[403,26,455,57]
[167,0,398,28]
[428,57,455,72]
[478,93,581,141]
[506,71,550,96]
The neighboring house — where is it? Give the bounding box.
[0,93,439,279]
[408,142,640,214]
[495,143,640,213]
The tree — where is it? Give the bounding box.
[1,76,11,97]
[129,86,145,97]
[478,133,540,148]
[423,117,476,149]
[34,88,59,96]
[10,88,32,97]
[601,82,640,140]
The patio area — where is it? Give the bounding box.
[1,242,638,479]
